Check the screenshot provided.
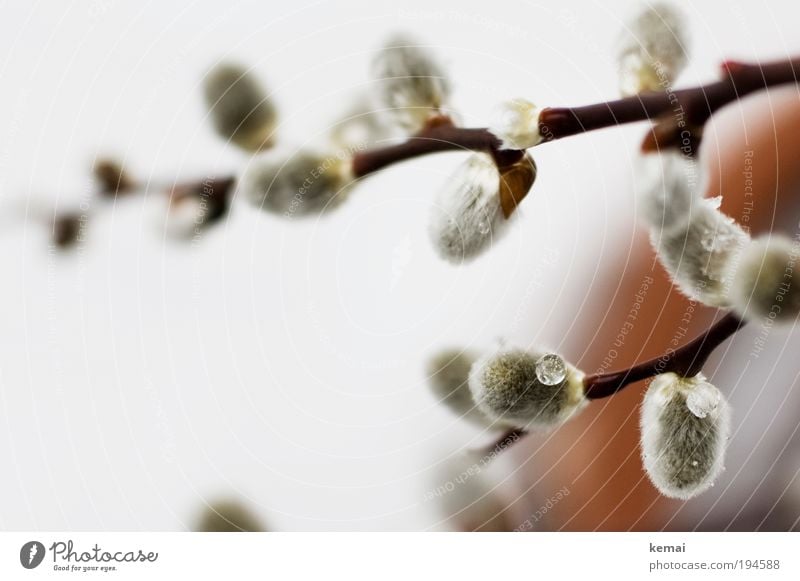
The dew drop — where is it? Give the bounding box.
[477,220,491,235]
[535,353,567,386]
[691,460,699,467]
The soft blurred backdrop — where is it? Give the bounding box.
[1,0,799,531]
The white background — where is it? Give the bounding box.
[1,0,800,531]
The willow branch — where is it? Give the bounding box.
[350,121,522,177]
[481,312,746,455]
[52,57,800,248]
[472,427,528,458]
[51,175,236,248]
[352,57,800,177]
[583,312,745,400]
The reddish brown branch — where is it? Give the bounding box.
[353,59,788,404]
[351,124,522,178]
[51,175,236,249]
[473,427,529,458]
[352,57,800,177]
[584,313,745,399]
[483,313,745,456]
[52,58,800,248]
[538,58,800,141]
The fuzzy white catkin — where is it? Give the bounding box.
[468,346,586,430]
[652,198,749,307]
[640,373,731,499]
[195,499,265,532]
[428,152,508,263]
[426,349,503,429]
[617,2,689,96]
[203,63,276,152]
[730,235,800,323]
[636,151,703,233]
[434,450,512,531]
[488,98,543,150]
[370,34,450,132]
[239,147,353,217]
[329,95,394,152]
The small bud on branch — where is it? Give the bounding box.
[94,158,136,198]
[730,235,800,323]
[653,198,749,307]
[617,2,689,96]
[428,152,534,263]
[52,213,84,248]
[370,34,452,133]
[468,347,586,430]
[240,148,353,217]
[635,151,701,233]
[203,62,277,152]
[426,348,502,429]
[489,98,543,150]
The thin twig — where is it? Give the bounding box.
[350,120,522,177]
[352,57,800,176]
[583,312,745,400]
[482,313,746,456]
[472,427,529,458]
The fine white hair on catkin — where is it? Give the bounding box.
[640,372,730,499]
[203,62,276,152]
[488,98,543,150]
[617,2,690,96]
[328,93,395,152]
[426,348,502,429]
[239,147,353,217]
[636,151,703,233]
[730,235,800,323]
[652,197,749,307]
[428,152,508,263]
[468,345,586,431]
[370,34,451,132]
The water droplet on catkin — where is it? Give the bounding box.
[535,353,566,386]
